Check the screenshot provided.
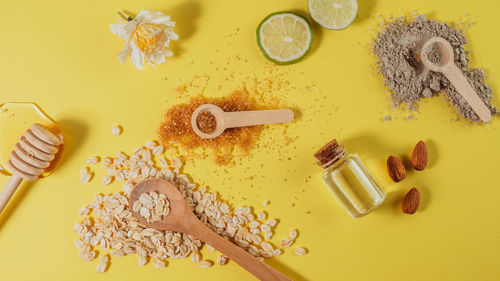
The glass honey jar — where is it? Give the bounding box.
[314,139,385,218]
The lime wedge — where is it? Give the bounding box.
[308,0,358,30]
[257,12,313,65]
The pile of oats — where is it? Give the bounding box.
[75,140,307,272]
[133,191,171,223]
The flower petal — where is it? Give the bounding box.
[150,53,166,64]
[166,30,179,40]
[151,16,172,25]
[163,49,174,57]
[117,46,130,64]
[130,43,146,70]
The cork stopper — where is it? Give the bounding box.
[314,139,346,169]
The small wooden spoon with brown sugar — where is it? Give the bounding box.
[191,104,294,139]
[129,178,292,281]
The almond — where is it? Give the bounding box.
[402,187,420,214]
[387,155,406,182]
[411,141,428,171]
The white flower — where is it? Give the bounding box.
[110,10,179,70]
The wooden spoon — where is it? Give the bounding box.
[421,37,492,123]
[191,104,294,139]
[129,178,292,281]
[0,123,62,213]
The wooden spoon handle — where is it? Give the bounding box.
[0,175,23,213]
[443,64,492,122]
[187,218,292,281]
[223,109,294,129]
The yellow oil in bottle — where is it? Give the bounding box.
[0,102,64,177]
[323,155,385,218]
[315,139,385,218]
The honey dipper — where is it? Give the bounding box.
[0,123,62,213]
[130,178,292,281]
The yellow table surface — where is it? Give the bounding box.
[1,0,500,280]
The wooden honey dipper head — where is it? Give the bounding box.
[6,123,61,181]
[0,123,62,214]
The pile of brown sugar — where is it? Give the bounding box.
[158,90,263,165]
[196,112,217,134]
[373,15,497,121]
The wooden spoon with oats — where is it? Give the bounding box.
[129,178,292,281]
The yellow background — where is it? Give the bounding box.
[1,0,500,280]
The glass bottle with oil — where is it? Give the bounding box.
[315,139,385,218]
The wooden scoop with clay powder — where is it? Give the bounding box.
[421,37,492,123]
[0,123,62,213]
[191,104,294,139]
[129,178,293,281]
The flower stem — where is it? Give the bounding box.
[118,10,133,21]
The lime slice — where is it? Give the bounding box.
[257,12,313,65]
[308,0,358,30]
